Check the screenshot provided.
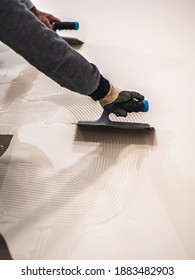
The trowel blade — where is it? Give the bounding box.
[77,120,153,130]
[61,36,84,46]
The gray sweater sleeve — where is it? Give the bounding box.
[19,0,34,10]
[0,0,109,98]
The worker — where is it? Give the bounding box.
[0,0,145,116]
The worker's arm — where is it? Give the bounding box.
[0,0,108,99]
[0,0,145,116]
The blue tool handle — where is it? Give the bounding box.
[121,99,149,113]
[52,21,79,31]
[142,100,149,112]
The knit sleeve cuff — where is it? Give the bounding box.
[90,75,110,101]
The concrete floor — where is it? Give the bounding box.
[0,0,195,259]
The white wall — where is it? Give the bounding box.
[0,0,195,259]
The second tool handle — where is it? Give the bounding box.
[52,21,79,31]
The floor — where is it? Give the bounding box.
[0,0,195,260]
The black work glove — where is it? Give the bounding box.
[99,85,145,117]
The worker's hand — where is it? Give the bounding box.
[99,85,145,117]
[30,7,60,29]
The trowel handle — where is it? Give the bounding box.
[142,100,149,112]
[52,21,79,31]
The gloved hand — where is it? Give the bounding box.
[99,85,145,117]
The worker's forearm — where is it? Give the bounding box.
[0,0,109,99]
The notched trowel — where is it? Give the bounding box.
[61,37,84,47]
[77,100,154,130]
